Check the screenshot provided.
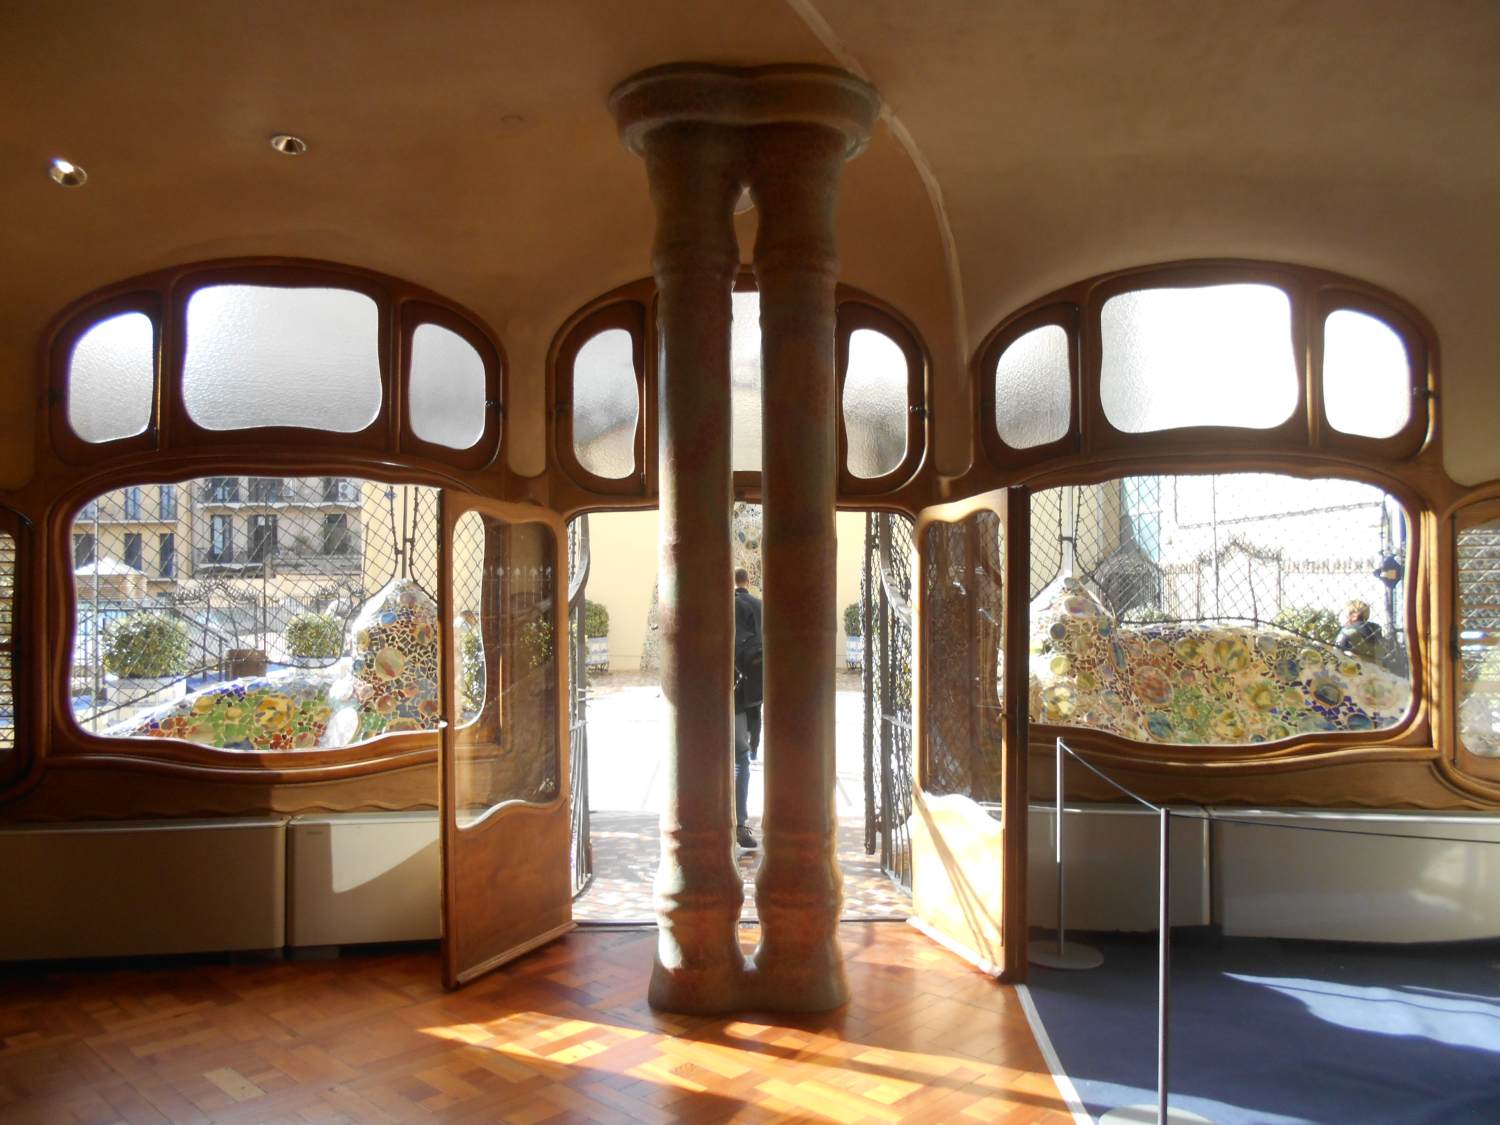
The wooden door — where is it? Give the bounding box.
[909,488,1030,979]
[440,493,572,988]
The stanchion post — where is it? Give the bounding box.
[1056,734,1066,953]
[1028,739,1102,971]
[1158,805,1171,1125]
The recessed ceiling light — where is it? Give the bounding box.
[49,158,87,187]
[270,133,308,156]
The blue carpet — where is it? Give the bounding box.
[1024,934,1500,1124]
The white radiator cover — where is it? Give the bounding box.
[1028,803,1212,932]
[1211,808,1500,942]
[0,817,286,960]
[286,811,441,947]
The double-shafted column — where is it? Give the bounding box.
[611,64,878,1015]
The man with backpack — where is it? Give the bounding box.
[733,567,763,850]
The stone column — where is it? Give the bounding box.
[747,121,865,1011]
[613,105,746,1013]
[612,64,878,1016]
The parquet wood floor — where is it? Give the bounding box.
[0,925,1075,1124]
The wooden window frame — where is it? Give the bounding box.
[975,260,1437,467]
[549,277,931,506]
[48,290,163,464]
[44,259,506,472]
[399,299,504,471]
[550,295,651,498]
[977,301,1082,470]
[836,298,928,497]
[1017,461,1432,766]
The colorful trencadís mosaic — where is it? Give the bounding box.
[114,579,443,750]
[1029,579,1411,745]
[347,579,442,739]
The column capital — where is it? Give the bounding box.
[610,64,880,158]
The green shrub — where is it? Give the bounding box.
[460,629,484,715]
[1123,606,1175,625]
[1271,606,1341,645]
[285,612,343,660]
[103,613,190,678]
[844,601,862,636]
[584,600,610,638]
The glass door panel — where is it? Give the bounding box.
[441,495,571,988]
[910,489,1029,978]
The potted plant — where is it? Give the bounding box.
[843,601,863,671]
[103,612,190,707]
[285,611,344,663]
[584,600,610,672]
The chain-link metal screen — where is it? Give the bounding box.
[71,476,445,749]
[1458,517,1500,758]
[1032,474,1409,659]
[862,512,915,889]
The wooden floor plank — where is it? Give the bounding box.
[0,926,1074,1123]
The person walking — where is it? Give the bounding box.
[733,567,763,850]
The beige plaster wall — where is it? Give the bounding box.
[584,509,866,673]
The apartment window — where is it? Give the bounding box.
[208,515,233,562]
[122,487,143,521]
[322,514,353,556]
[249,477,284,503]
[74,533,96,567]
[248,515,278,563]
[158,533,175,579]
[123,533,143,572]
[206,476,239,503]
[322,477,358,503]
[158,485,177,520]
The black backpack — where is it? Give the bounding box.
[734,591,763,700]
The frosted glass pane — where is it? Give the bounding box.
[573,329,638,479]
[995,324,1070,448]
[409,323,487,449]
[1323,309,1410,439]
[68,312,154,443]
[731,291,762,473]
[843,328,908,478]
[1100,284,1297,432]
[183,285,381,432]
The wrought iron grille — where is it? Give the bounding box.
[568,515,594,897]
[0,532,13,756]
[862,512,915,890]
[70,476,442,743]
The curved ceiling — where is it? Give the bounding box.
[2,1,1497,485]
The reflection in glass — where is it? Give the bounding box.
[68,312,154,444]
[843,328,909,478]
[923,511,1004,802]
[1323,309,1411,439]
[1100,284,1297,432]
[731,291,762,473]
[410,323,487,449]
[995,324,1070,449]
[454,515,559,827]
[573,329,638,478]
[183,285,382,432]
